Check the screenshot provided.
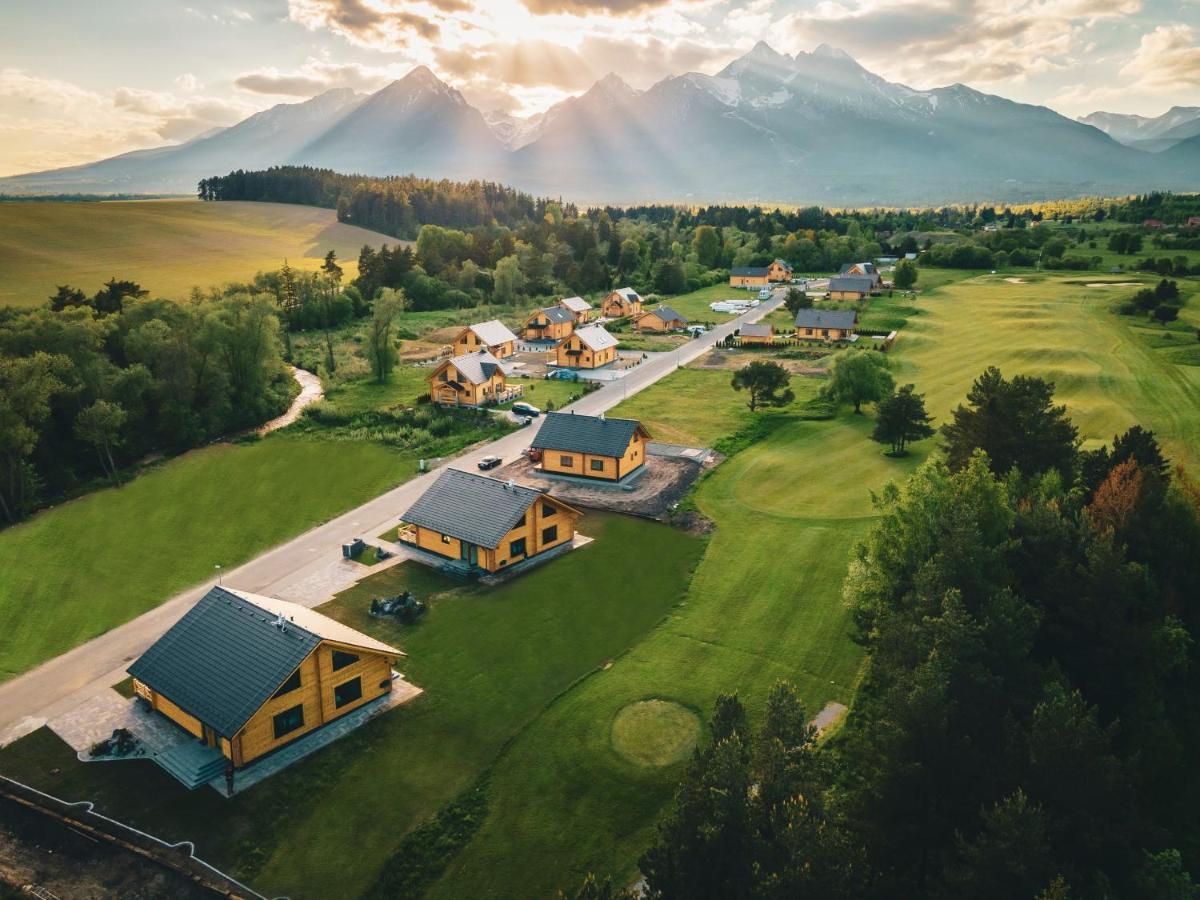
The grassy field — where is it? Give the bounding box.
[0,513,707,899]
[0,200,403,307]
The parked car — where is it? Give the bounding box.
[757,288,772,300]
[686,325,707,336]
[511,402,541,417]
[477,455,502,471]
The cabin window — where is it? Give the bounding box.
[510,537,527,557]
[542,501,557,516]
[332,650,359,672]
[590,459,604,472]
[559,455,573,467]
[515,513,526,527]
[334,677,363,709]
[542,525,558,545]
[272,705,304,739]
[271,670,301,699]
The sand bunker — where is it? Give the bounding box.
[1084,282,1143,288]
[1004,277,1028,284]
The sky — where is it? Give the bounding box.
[0,0,1198,176]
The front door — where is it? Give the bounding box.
[460,543,478,567]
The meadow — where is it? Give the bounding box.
[0,199,403,307]
[0,263,1197,897]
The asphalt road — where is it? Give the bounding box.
[0,292,784,746]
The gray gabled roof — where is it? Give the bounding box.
[572,324,618,351]
[731,267,769,277]
[442,350,502,386]
[829,276,875,294]
[559,296,592,313]
[794,308,858,330]
[532,411,647,458]
[647,305,687,324]
[468,320,518,347]
[740,322,773,337]
[533,305,575,325]
[772,258,794,270]
[400,469,550,549]
[611,287,641,303]
[128,587,314,739]
[838,262,877,276]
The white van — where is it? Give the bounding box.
[757,288,772,300]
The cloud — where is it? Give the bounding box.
[234,58,411,96]
[112,87,249,139]
[287,0,444,47]
[1120,24,1200,91]
[519,0,686,14]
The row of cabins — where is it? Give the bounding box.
[127,411,653,784]
[738,309,859,345]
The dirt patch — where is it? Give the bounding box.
[0,796,219,899]
[691,349,827,375]
[495,454,710,520]
[399,341,443,363]
[425,326,464,344]
[1084,281,1144,288]
[812,701,848,737]
[1004,277,1028,284]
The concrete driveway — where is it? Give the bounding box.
[0,291,784,747]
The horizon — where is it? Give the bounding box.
[1,0,1198,178]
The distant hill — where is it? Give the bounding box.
[2,43,1194,205]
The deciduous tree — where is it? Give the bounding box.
[822,351,894,414]
[731,360,794,412]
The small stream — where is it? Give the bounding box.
[258,367,325,434]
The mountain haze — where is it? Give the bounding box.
[2,44,1194,204]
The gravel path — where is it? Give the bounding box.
[257,366,324,434]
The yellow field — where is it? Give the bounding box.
[0,200,403,307]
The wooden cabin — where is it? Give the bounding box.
[559,296,595,323]
[531,412,650,482]
[634,305,688,333]
[837,262,882,287]
[768,259,793,282]
[739,322,774,345]
[398,469,580,575]
[429,350,511,407]
[129,586,403,775]
[600,287,643,319]
[730,267,769,288]
[523,305,575,342]
[794,308,858,342]
[827,276,875,302]
[452,320,519,359]
[555,325,618,369]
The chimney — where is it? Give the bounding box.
[507,478,516,491]
[275,613,286,633]
[599,413,605,422]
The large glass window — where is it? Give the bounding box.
[542,501,557,516]
[271,670,301,699]
[590,459,604,472]
[542,525,558,545]
[331,650,359,671]
[510,538,527,557]
[334,677,363,709]
[272,704,304,739]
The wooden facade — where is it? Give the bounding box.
[739,324,774,345]
[453,324,516,359]
[538,430,647,482]
[555,331,617,369]
[767,260,793,282]
[523,308,575,342]
[133,640,397,769]
[402,495,579,574]
[600,289,642,319]
[429,355,508,407]
[730,269,769,288]
[634,309,687,333]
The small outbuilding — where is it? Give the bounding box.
[555,324,619,369]
[795,308,858,342]
[739,322,774,345]
[453,320,519,358]
[397,469,581,575]
[524,305,575,342]
[634,305,688,333]
[129,586,403,777]
[600,287,643,319]
[531,411,650,482]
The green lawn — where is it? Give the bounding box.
[498,377,581,413]
[0,513,707,900]
[0,436,415,680]
[0,200,403,307]
[661,284,765,323]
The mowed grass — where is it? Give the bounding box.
[0,513,706,900]
[0,200,402,307]
[0,437,413,680]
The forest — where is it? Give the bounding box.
[616,371,1200,900]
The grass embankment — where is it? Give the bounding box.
[0,513,706,900]
[0,200,401,308]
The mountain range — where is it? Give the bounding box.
[3,42,1197,205]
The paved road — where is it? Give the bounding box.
[0,293,783,746]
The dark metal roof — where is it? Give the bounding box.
[731,267,769,276]
[534,305,575,324]
[828,276,875,294]
[838,262,877,275]
[648,305,687,324]
[794,308,858,330]
[532,411,646,458]
[772,258,794,270]
[740,322,772,337]
[400,469,545,549]
[128,586,321,739]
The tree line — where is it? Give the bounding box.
[0,282,291,523]
[574,369,1200,899]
